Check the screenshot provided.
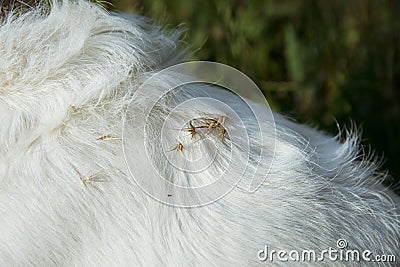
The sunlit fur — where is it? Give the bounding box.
[0,1,399,266]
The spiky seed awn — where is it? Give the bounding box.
[196,116,226,130]
[169,142,184,152]
[81,172,102,186]
[216,116,226,126]
[218,128,227,140]
[182,121,198,139]
[97,135,122,141]
[194,116,228,140]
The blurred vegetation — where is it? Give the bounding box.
[109,0,400,188]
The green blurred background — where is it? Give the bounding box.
[109,0,400,188]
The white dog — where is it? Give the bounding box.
[0,1,398,266]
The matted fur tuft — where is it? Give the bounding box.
[0,1,399,266]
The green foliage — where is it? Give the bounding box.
[110,0,400,186]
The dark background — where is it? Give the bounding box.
[110,0,400,190]
[3,0,400,190]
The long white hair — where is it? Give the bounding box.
[0,1,398,266]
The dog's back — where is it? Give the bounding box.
[0,1,398,266]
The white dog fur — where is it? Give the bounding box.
[0,1,399,266]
